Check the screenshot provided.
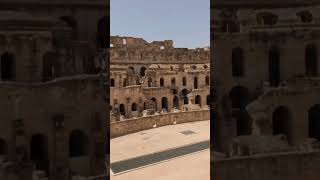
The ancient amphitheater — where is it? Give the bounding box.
[211,0,320,179]
[109,36,210,179]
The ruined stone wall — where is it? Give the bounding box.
[212,4,320,152]
[0,76,106,178]
[213,151,320,180]
[110,110,209,138]
[110,36,209,64]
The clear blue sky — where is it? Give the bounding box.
[111,0,209,48]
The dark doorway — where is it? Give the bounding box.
[111,78,115,87]
[161,97,168,110]
[232,48,244,77]
[1,52,15,81]
[205,76,210,86]
[160,78,164,87]
[173,96,179,108]
[30,134,49,173]
[309,104,320,140]
[194,77,198,89]
[132,103,138,111]
[140,67,146,76]
[230,86,251,136]
[195,95,201,107]
[273,106,292,142]
[69,130,89,157]
[0,139,7,155]
[269,47,280,87]
[305,44,318,76]
[119,104,125,116]
[182,77,187,86]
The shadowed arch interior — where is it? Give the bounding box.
[69,130,89,157]
[230,86,251,136]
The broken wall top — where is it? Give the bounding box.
[110,36,210,64]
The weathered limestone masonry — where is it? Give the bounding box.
[0,1,108,180]
[110,36,210,121]
[110,110,209,138]
[212,0,320,179]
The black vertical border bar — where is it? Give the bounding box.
[210,0,219,179]
[100,0,110,179]
[106,0,111,179]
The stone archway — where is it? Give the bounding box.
[229,86,251,136]
[273,106,292,143]
[309,104,320,140]
[30,134,49,173]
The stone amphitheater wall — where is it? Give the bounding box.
[110,110,209,138]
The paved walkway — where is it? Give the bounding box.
[110,120,210,180]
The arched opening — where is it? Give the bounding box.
[232,48,244,77]
[205,76,210,86]
[1,52,15,81]
[273,106,292,142]
[309,104,320,140]
[132,103,138,111]
[110,78,115,87]
[173,96,179,108]
[97,16,109,48]
[230,86,251,136]
[140,67,146,76]
[119,104,125,116]
[297,11,313,23]
[42,52,60,82]
[150,98,157,110]
[0,139,7,156]
[182,77,187,86]
[160,78,164,87]
[257,12,278,26]
[183,97,189,104]
[161,97,168,110]
[69,130,89,157]
[123,78,128,87]
[195,95,201,107]
[269,47,280,87]
[206,95,210,105]
[148,78,153,87]
[60,16,78,39]
[194,77,198,89]
[305,44,318,76]
[171,78,176,88]
[30,134,49,172]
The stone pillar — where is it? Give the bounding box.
[52,114,69,180]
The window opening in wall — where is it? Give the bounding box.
[1,52,16,81]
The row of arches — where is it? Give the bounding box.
[0,130,89,158]
[0,129,89,174]
[0,51,62,82]
[231,44,318,86]
[150,76,209,88]
[111,75,209,88]
[115,95,209,117]
[229,85,320,141]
